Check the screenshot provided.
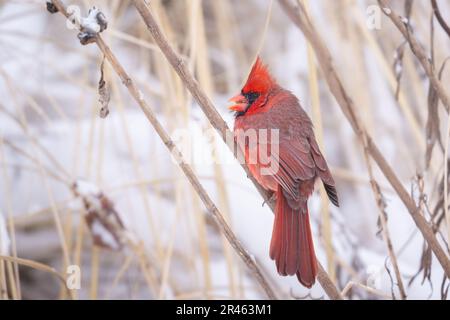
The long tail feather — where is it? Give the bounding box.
[269,186,317,288]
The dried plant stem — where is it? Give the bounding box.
[2,69,76,296]
[341,281,391,299]
[351,8,426,153]
[188,1,225,299]
[190,189,213,298]
[5,262,18,299]
[248,0,273,76]
[129,242,159,297]
[0,255,68,290]
[50,0,276,300]
[158,204,180,299]
[361,134,407,299]
[1,140,69,185]
[132,0,342,299]
[444,112,450,254]
[431,0,450,40]
[109,73,163,259]
[131,0,272,204]
[105,254,134,299]
[189,0,238,297]
[0,103,71,182]
[303,0,335,282]
[278,0,450,278]
[96,36,276,298]
[379,0,450,256]
[0,139,20,299]
[89,247,100,300]
[0,260,7,299]
[378,0,450,113]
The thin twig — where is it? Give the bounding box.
[0,255,67,290]
[303,0,335,282]
[49,0,277,300]
[361,133,407,299]
[378,0,450,113]
[1,139,70,185]
[431,0,450,39]
[341,281,391,299]
[444,104,450,255]
[131,0,273,206]
[278,0,450,278]
[132,0,343,300]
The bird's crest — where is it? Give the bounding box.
[242,56,277,94]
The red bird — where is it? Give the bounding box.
[229,57,339,287]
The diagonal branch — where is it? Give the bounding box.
[132,0,343,300]
[278,0,450,278]
[361,132,407,299]
[49,0,276,300]
[378,0,450,113]
[132,0,273,206]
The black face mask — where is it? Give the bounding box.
[235,91,260,117]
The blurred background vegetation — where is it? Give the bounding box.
[0,0,449,299]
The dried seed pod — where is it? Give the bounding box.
[72,180,127,251]
[98,56,110,118]
[46,1,59,14]
[77,7,108,46]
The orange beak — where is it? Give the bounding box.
[228,93,248,112]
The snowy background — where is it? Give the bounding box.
[0,0,449,299]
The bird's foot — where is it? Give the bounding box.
[262,192,276,207]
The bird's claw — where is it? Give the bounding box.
[262,193,276,207]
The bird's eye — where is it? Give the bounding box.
[243,91,260,106]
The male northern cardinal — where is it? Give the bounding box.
[228,57,339,287]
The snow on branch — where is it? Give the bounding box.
[72,180,129,251]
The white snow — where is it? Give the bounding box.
[73,179,101,197]
[0,212,10,256]
[382,7,392,15]
[80,7,103,34]
[90,219,120,251]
